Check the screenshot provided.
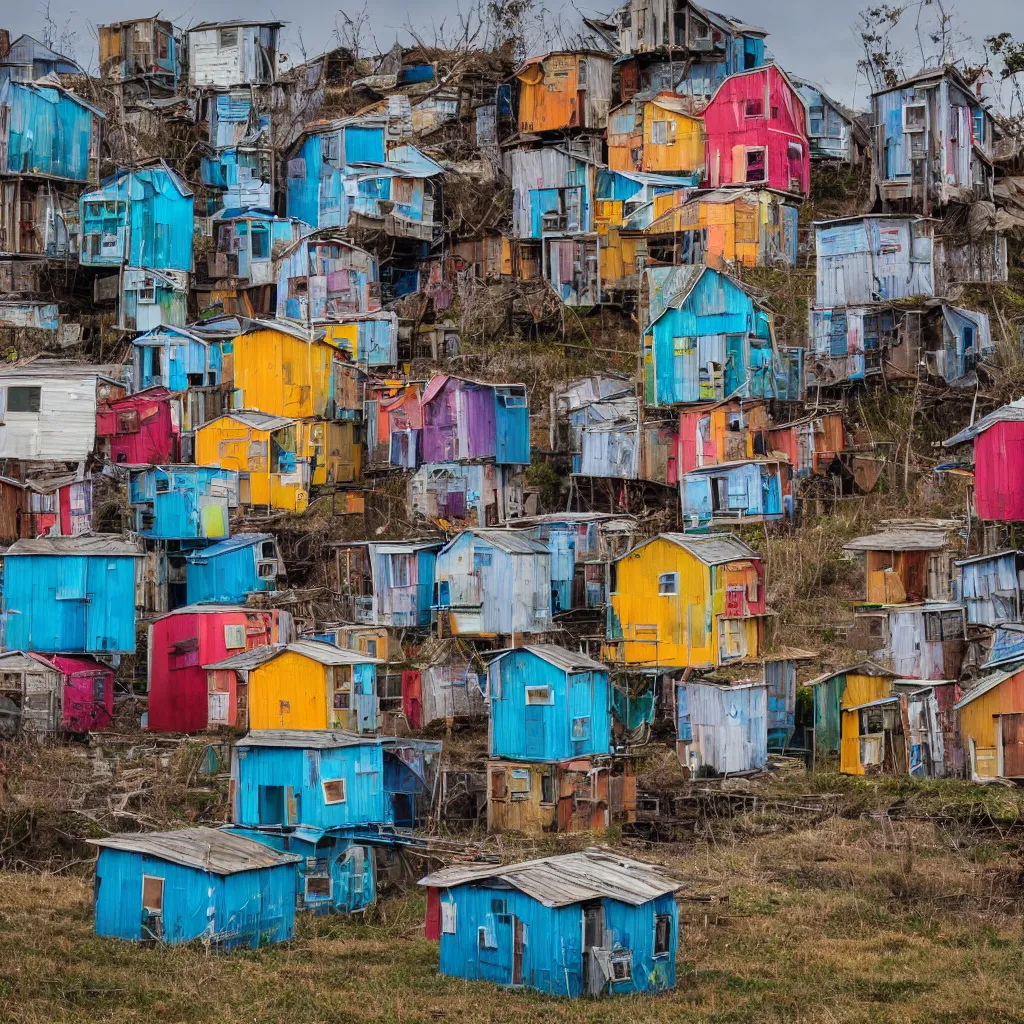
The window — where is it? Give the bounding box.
[745,148,766,183]
[137,276,156,304]
[578,59,588,88]
[650,120,676,145]
[305,875,331,899]
[478,925,497,949]
[571,716,591,742]
[491,898,508,915]
[654,915,672,956]
[334,692,351,710]
[219,27,238,49]
[257,561,277,579]
[154,473,170,494]
[490,770,507,799]
[540,772,554,804]
[525,686,553,705]
[509,769,531,800]
[744,98,764,118]
[473,550,493,571]
[659,573,679,596]
[92,674,106,703]
[6,386,41,413]
[441,900,457,934]
[142,875,164,913]
[903,103,927,133]
[322,778,347,804]
[788,142,803,162]
[610,952,632,981]
[223,624,245,649]
[390,554,411,588]
[809,106,824,135]
[250,224,270,260]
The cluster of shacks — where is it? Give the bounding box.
[2,0,1024,1001]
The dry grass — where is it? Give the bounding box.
[2,790,1024,1023]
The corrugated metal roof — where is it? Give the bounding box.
[845,695,901,712]
[955,550,1024,567]
[236,730,442,752]
[0,362,120,383]
[487,644,607,675]
[804,659,899,687]
[206,640,381,672]
[186,533,273,558]
[468,529,549,555]
[944,403,1024,447]
[419,849,683,907]
[620,532,759,566]
[6,535,142,557]
[212,410,296,431]
[954,666,1023,710]
[156,603,258,618]
[843,529,949,552]
[88,827,301,874]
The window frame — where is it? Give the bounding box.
[6,385,41,414]
[658,572,680,596]
[322,778,347,804]
[525,685,554,706]
[653,914,672,957]
[141,874,165,914]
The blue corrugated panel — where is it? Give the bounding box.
[682,461,784,526]
[1,80,99,181]
[128,467,237,540]
[94,848,295,946]
[133,326,224,391]
[436,884,677,996]
[185,534,277,604]
[3,551,138,653]
[227,828,376,915]
[488,649,612,761]
[494,386,530,465]
[342,125,386,166]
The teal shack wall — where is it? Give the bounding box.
[488,649,612,761]
[185,535,276,604]
[812,674,846,755]
[435,884,678,997]
[94,848,296,947]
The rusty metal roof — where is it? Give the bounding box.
[419,848,683,907]
[88,827,301,874]
[6,535,142,557]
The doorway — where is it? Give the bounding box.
[582,902,605,995]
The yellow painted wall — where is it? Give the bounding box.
[517,54,579,133]
[309,420,362,486]
[248,651,329,730]
[611,538,715,669]
[840,709,863,775]
[231,328,335,419]
[647,194,766,270]
[838,673,894,775]
[956,674,1024,778]
[642,103,704,174]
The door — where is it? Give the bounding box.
[258,784,285,824]
[525,705,546,758]
[582,903,604,995]
[402,670,423,730]
[724,335,745,398]
[512,917,524,986]
[1001,714,1024,778]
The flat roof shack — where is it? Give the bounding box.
[89,827,300,948]
[943,403,1024,522]
[231,731,441,831]
[3,536,142,654]
[207,640,381,734]
[184,533,285,605]
[128,466,240,541]
[420,850,684,997]
[187,21,283,89]
[0,363,124,463]
[843,525,959,604]
[676,680,767,776]
[147,605,292,733]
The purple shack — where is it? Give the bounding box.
[420,375,531,466]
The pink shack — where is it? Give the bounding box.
[44,654,115,733]
[703,65,811,197]
[147,605,293,733]
[96,386,178,465]
[943,405,1024,521]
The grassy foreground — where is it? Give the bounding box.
[1,802,1024,1024]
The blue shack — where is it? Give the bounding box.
[485,645,612,761]
[0,34,83,84]
[231,730,442,830]
[226,826,376,916]
[420,849,682,997]
[0,78,102,182]
[80,159,194,271]
[89,827,300,947]
[641,266,773,408]
[185,533,284,605]
[954,550,1024,627]
[128,466,240,540]
[681,458,791,527]
[131,319,235,395]
[2,535,141,654]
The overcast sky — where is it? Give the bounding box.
[6,0,1022,107]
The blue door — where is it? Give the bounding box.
[479,909,515,984]
[525,706,546,758]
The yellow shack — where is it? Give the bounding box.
[607,533,767,670]
[228,320,338,419]
[195,411,360,513]
[955,666,1024,780]
[206,640,381,734]
[608,94,704,176]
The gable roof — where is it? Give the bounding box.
[706,62,805,111]
[486,644,607,674]
[89,827,300,874]
[205,639,381,671]
[6,535,142,557]
[203,410,297,432]
[954,666,1023,711]
[419,848,683,908]
[843,528,950,553]
[185,533,274,559]
[617,532,759,566]
[804,659,899,687]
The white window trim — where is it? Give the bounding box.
[141,874,165,914]
[658,572,680,596]
[525,685,554,706]
[441,900,457,934]
[322,777,347,804]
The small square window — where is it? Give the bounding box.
[571,716,591,741]
[509,769,531,800]
[744,98,763,118]
[219,27,238,49]
[305,875,331,899]
[223,624,245,649]
[478,926,497,949]
[659,573,679,596]
[904,103,927,133]
[525,686,553,705]
[491,898,508,915]
[611,953,632,981]
[322,778,346,804]
[334,692,351,710]
[6,386,41,413]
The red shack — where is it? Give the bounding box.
[40,654,115,733]
[703,65,810,197]
[943,405,1024,522]
[147,605,293,733]
[96,387,178,465]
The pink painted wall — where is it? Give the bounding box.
[97,388,178,465]
[975,422,1024,521]
[45,654,115,733]
[703,66,811,196]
